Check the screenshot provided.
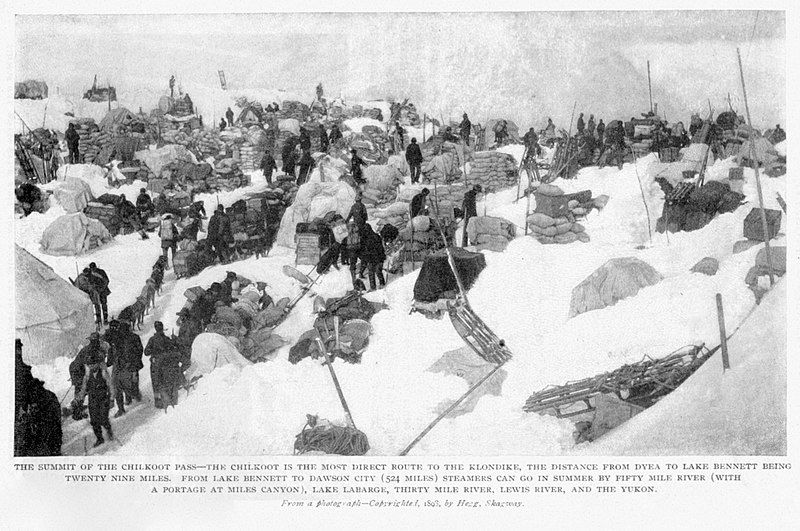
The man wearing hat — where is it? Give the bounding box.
[75,332,115,447]
[405,138,423,184]
[207,204,232,264]
[145,321,176,409]
[88,262,111,325]
[462,184,482,247]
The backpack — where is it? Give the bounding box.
[160,219,174,241]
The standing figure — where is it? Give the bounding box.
[461,184,482,247]
[207,205,232,264]
[225,107,234,128]
[405,138,423,184]
[350,149,366,184]
[65,123,80,164]
[88,262,110,325]
[158,214,177,267]
[169,75,175,98]
[75,335,114,447]
[596,119,606,146]
[459,113,472,145]
[360,224,386,291]
[587,115,596,137]
[74,268,102,325]
[319,124,329,152]
[260,150,278,183]
[576,113,585,135]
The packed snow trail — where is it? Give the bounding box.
[59,270,179,456]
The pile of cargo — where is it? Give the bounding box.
[466,216,517,252]
[225,197,270,259]
[70,119,105,164]
[84,201,120,235]
[280,101,310,121]
[208,159,249,191]
[467,151,518,192]
[177,276,288,363]
[420,145,463,184]
[526,183,592,244]
[193,129,227,159]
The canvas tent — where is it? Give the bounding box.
[99,107,137,130]
[15,245,95,364]
[40,212,112,256]
[569,257,663,317]
[237,105,264,125]
[51,176,94,213]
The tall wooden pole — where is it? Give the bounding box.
[716,294,730,371]
[647,60,653,114]
[737,47,775,286]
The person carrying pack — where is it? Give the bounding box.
[159,214,177,266]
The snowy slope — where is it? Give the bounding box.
[18,135,787,456]
[582,278,786,456]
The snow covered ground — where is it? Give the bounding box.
[19,143,787,456]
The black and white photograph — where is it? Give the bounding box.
[4,3,797,527]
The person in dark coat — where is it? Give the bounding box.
[350,149,366,184]
[299,129,312,153]
[87,262,110,325]
[65,123,80,164]
[169,75,175,98]
[459,113,472,145]
[773,124,785,144]
[410,188,430,219]
[328,124,343,145]
[207,204,232,263]
[360,224,386,291]
[15,339,63,457]
[219,118,227,131]
[596,119,606,145]
[260,150,278,183]
[145,321,183,409]
[576,113,585,135]
[587,115,596,137]
[345,191,368,233]
[319,124,329,152]
[405,137,423,184]
[74,268,102,324]
[494,121,508,145]
[282,144,298,177]
[523,128,539,158]
[225,107,234,127]
[297,150,315,185]
[136,188,154,221]
[75,337,114,447]
[16,180,44,216]
[105,321,143,417]
[461,184,482,247]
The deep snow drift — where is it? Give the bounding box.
[19,143,787,456]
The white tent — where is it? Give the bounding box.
[15,245,95,364]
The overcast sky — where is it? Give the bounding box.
[15,11,786,127]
